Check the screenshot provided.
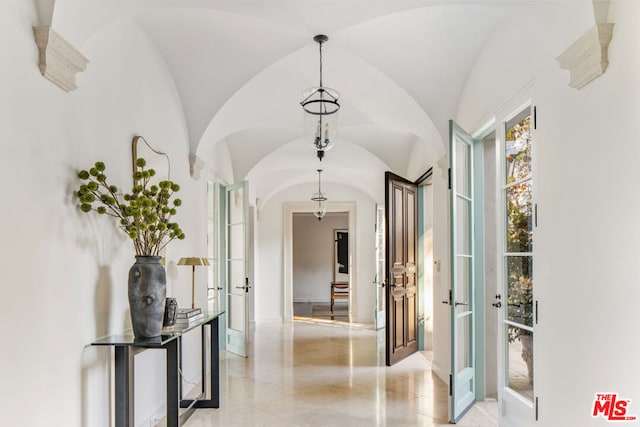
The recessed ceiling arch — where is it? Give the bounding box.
[195,39,442,166]
[247,138,389,206]
[51,0,560,202]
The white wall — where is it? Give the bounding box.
[256,182,377,324]
[451,1,640,425]
[0,3,208,426]
[293,213,349,302]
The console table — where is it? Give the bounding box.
[92,310,224,427]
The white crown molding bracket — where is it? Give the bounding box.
[556,1,614,89]
[32,0,88,92]
[189,154,206,180]
[33,26,89,92]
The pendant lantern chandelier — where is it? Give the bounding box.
[311,169,327,220]
[301,35,340,161]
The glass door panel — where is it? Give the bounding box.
[456,258,471,306]
[507,327,533,400]
[225,183,248,357]
[457,198,471,254]
[506,182,533,253]
[456,315,472,373]
[456,140,471,197]
[507,256,533,326]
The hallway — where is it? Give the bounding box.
[183,321,497,426]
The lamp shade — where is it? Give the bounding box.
[177,257,210,266]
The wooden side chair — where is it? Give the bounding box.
[330,281,349,313]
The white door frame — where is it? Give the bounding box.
[283,202,356,322]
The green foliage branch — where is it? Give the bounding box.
[75,158,185,256]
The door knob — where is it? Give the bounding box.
[454,301,468,307]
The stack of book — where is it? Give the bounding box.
[175,308,204,327]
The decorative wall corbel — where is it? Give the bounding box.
[189,154,206,180]
[556,0,614,89]
[33,0,88,92]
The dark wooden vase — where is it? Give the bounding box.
[128,256,166,338]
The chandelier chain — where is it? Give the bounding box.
[319,40,323,88]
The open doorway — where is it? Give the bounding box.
[292,212,350,322]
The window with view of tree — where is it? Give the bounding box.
[503,109,534,400]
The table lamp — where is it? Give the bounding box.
[177,257,210,308]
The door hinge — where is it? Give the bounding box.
[449,374,453,396]
[535,396,539,420]
[533,106,537,130]
[535,300,539,324]
[534,203,538,227]
[448,168,451,190]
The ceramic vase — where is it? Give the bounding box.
[128,255,166,338]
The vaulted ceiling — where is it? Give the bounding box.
[52,0,592,204]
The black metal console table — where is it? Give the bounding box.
[92,310,225,427]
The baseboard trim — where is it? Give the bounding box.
[431,361,448,384]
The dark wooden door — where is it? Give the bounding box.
[385,172,418,366]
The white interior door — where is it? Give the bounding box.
[225,182,249,357]
[449,120,477,422]
[374,205,385,330]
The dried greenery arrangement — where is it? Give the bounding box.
[75,158,185,255]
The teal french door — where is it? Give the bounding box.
[224,181,249,357]
[449,120,478,422]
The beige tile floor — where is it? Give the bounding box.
[182,319,498,427]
